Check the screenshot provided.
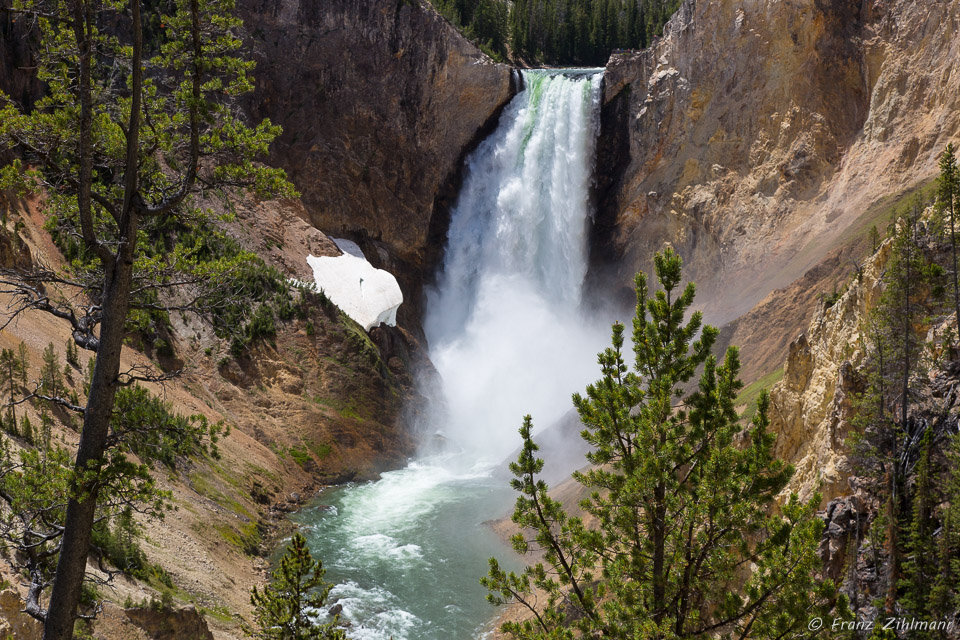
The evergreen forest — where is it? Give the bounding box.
[429,0,682,64]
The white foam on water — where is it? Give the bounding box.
[323,581,422,640]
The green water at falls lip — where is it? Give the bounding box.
[291,457,522,640]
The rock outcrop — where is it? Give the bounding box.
[238,0,515,327]
[124,605,214,640]
[0,589,42,640]
[595,0,960,328]
[768,237,890,504]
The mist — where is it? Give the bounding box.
[423,69,613,466]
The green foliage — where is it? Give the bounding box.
[44,197,301,358]
[0,429,170,611]
[847,182,960,620]
[111,385,225,468]
[929,434,960,620]
[736,367,784,422]
[854,207,945,474]
[288,445,312,470]
[851,205,947,612]
[0,346,28,436]
[90,507,149,576]
[823,285,843,308]
[0,437,74,588]
[428,0,679,65]
[429,0,509,59]
[484,248,846,639]
[508,0,680,65]
[935,143,960,326]
[40,342,65,402]
[20,414,32,445]
[246,532,345,640]
[0,0,299,360]
[65,338,80,367]
[0,0,295,625]
[898,428,938,626]
[217,521,262,556]
[0,382,220,608]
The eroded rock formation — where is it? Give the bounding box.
[768,239,890,504]
[237,0,515,327]
[594,0,960,327]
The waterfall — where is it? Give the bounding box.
[302,69,610,640]
[425,69,607,463]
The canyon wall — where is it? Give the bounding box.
[0,12,42,111]
[238,0,515,327]
[768,237,891,505]
[594,0,960,328]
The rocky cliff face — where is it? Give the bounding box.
[0,12,43,111]
[238,0,515,327]
[768,238,891,505]
[594,0,960,327]
[0,189,429,638]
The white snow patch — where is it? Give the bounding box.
[306,239,403,331]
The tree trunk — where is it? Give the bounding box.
[43,247,135,640]
[44,0,145,633]
[950,196,958,326]
[885,469,899,614]
[652,481,666,629]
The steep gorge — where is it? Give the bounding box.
[593,0,960,337]
[3,0,960,635]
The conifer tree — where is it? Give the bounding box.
[65,339,79,368]
[39,343,64,405]
[0,0,293,632]
[484,248,846,639]
[937,144,960,326]
[20,414,33,445]
[247,532,345,640]
[0,346,27,433]
[853,206,945,612]
[928,434,960,624]
[899,428,938,624]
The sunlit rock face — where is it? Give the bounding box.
[307,239,403,332]
[595,0,960,325]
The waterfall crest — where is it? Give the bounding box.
[425,69,607,462]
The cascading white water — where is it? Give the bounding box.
[425,68,608,462]
[301,69,610,640]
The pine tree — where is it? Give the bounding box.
[247,532,345,640]
[929,434,960,623]
[0,0,293,630]
[937,144,960,327]
[857,207,945,611]
[0,347,26,434]
[503,0,681,65]
[899,428,938,624]
[484,248,846,639]
[39,343,63,404]
[65,339,79,368]
[20,414,33,446]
